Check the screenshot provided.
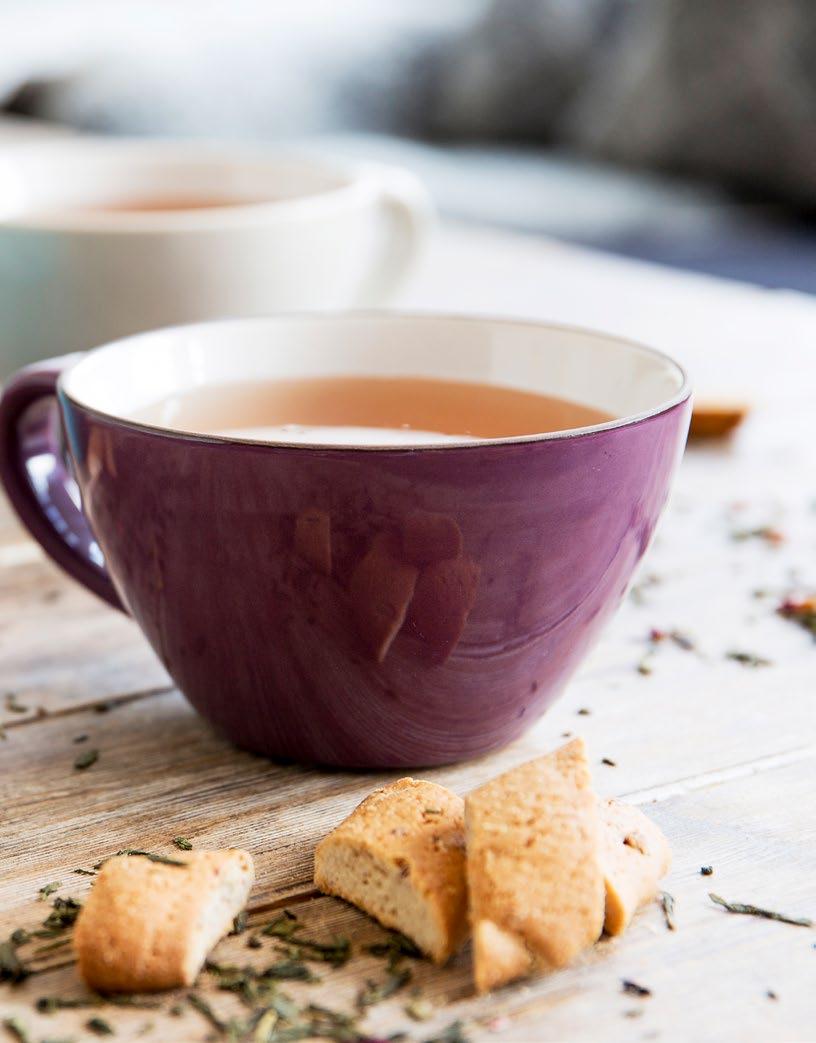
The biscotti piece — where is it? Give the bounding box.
[466,738,605,993]
[74,849,254,992]
[688,401,749,440]
[599,799,672,936]
[314,778,467,964]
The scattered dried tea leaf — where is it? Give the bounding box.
[2,1017,32,1043]
[366,931,423,970]
[0,939,29,983]
[31,938,72,958]
[731,526,784,547]
[700,866,714,876]
[601,757,617,767]
[356,966,412,1009]
[186,993,226,1034]
[73,749,99,771]
[85,1017,114,1036]
[660,891,677,931]
[405,996,434,1022]
[37,882,62,901]
[258,911,351,968]
[422,1021,470,1043]
[726,651,772,668]
[230,910,248,936]
[621,980,651,997]
[777,597,816,639]
[172,837,193,851]
[41,897,82,932]
[4,693,29,714]
[709,893,813,927]
[94,850,186,869]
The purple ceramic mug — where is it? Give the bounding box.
[0,314,690,767]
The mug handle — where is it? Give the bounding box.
[355,164,434,305]
[0,356,126,611]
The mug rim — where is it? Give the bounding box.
[0,139,377,234]
[57,311,692,452]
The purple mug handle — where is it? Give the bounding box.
[0,357,125,611]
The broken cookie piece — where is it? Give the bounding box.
[74,849,254,993]
[466,738,605,993]
[688,402,749,440]
[599,799,672,936]
[314,778,467,964]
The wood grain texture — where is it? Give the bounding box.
[2,224,816,1040]
[2,758,812,1043]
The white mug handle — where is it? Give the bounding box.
[354,164,434,306]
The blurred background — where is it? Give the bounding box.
[2,0,816,291]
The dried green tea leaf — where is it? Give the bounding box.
[2,1017,32,1043]
[422,1021,470,1043]
[86,1017,114,1036]
[709,893,813,927]
[41,897,82,932]
[405,996,434,1022]
[726,651,772,668]
[73,749,99,771]
[660,891,677,931]
[0,939,29,983]
[230,910,248,936]
[356,966,412,1009]
[38,882,62,901]
[94,850,186,870]
[172,837,193,851]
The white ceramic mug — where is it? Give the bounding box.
[0,140,432,377]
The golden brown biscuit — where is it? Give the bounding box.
[599,799,672,935]
[294,508,332,575]
[314,778,467,964]
[348,534,418,662]
[688,402,749,440]
[466,738,605,993]
[74,849,254,993]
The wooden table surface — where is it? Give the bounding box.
[1,224,815,1043]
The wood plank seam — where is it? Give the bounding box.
[621,742,816,805]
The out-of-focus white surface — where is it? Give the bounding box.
[398,220,816,413]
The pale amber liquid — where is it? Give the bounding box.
[133,376,613,443]
[71,195,271,213]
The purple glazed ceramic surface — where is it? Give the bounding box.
[0,314,690,767]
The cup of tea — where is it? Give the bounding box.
[0,140,431,377]
[0,314,690,767]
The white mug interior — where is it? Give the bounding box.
[61,313,690,449]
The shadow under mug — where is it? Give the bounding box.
[0,140,432,377]
[0,314,691,767]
